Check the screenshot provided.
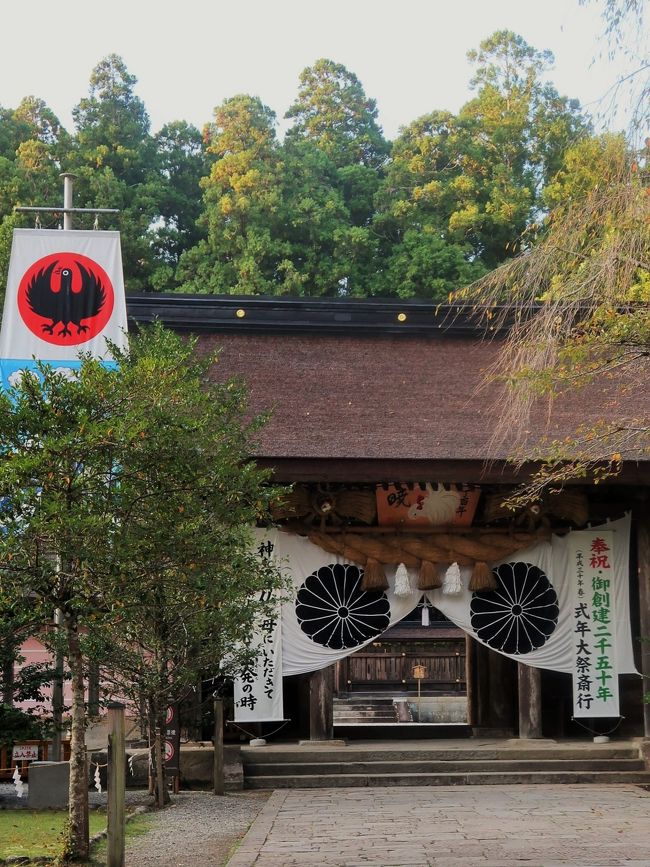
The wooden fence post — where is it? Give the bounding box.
[107,702,126,867]
[213,697,224,795]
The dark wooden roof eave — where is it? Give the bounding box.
[126,294,515,338]
[254,456,650,485]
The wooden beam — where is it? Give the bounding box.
[255,457,650,486]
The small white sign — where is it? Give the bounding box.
[12,744,38,761]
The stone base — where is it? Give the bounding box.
[28,761,70,809]
[471,727,516,738]
[298,739,347,747]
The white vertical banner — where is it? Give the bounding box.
[569,530,620,718]
[0,229,128,362]
[233,530,284,723]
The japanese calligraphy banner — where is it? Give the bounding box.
[233,530,284,723]
[569,530,620,718]
[0,229,128,367]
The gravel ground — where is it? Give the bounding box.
[124,791,270,867]
[1,783,270,866]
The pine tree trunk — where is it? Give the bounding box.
[66,620,89,860]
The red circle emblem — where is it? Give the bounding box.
[17,252,114,346]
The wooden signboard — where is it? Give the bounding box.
[376,483,480,527]
[164,704,181,779]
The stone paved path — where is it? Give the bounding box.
[227,784,650,867]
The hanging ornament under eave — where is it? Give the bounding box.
[361,557,389,591]
[468,560,498,591]
[393,562,412,597]
[442,561,463,595]
[418,559,442,590]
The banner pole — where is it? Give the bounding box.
[61,174,76,231]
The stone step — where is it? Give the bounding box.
[244,757,647,777]
[242,746,641,765]
[333,713,397,721]
[244,769,650,789]
[333,708,397,714]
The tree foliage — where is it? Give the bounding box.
[452,3,649,500]
[456,133,649,501]
[0,35,596,298]
[0,324,282,849]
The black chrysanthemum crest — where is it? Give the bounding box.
[295,563,391,650]
[470,562,559,655]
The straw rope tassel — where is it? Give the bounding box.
[393,562,412,597]
[418,559,442,590]
[442,561,462,595]
[361,557,388,591]
[468,560,498,591]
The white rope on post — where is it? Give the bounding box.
[12,765,24,799]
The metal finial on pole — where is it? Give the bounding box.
[60,174,77,231]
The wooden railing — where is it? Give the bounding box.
[347,649,465,693]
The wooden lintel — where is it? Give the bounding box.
[282,522,557,538]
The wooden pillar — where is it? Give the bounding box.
[107,702,126,867]
[488,648,514,730]
[637,505,650,738]
[465,635,477,727]
[474,640,491,729]
[213,698,224,795]
[309,665,334,740]
[518,662,543,739]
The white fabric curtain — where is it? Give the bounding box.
[277,514,637,677]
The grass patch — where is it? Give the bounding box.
[0,810,106,859]
[81,812,153,867]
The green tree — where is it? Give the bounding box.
[453,1,649,500]
[457,30,588,265]
[373,32,589,299]
[285,58,388,240]
[279,138,379,295]
[69,55,160,292]
[285,58,389,170]
[456,132,649,499]
[0,325,282,855]
[0,97,70,293]
[150,120,210,291]
[177,94,289,294]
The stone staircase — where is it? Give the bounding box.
[242,741,650,789]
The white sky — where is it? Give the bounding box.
[0,0,644,140]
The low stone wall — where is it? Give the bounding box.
[407,696,467,723]
[90,743,243,792]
